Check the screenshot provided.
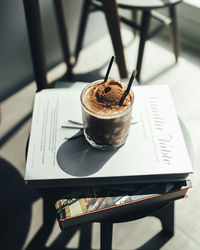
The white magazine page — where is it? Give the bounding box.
[25,84,193,182]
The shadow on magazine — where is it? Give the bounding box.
[57,135,117,176]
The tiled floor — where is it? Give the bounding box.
[0,28,200,249]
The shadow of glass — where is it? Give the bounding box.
[57,135,117,177]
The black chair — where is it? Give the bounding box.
[75,0,182,83]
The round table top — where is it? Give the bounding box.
[117,0,182,10]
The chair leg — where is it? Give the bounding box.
[131,9,138,38]
[79,224,92,250]
[136,10,151,83]
[54,0,73,77]
[100,222,113,250]
[23,0,48,91]
[101,0,128,79]
[154,202,175,236]
[74,0,91,65]
[169,6,179,63]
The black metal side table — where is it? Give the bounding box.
[24,82,193,250]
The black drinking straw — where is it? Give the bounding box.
[104,56,115,82]
[119,69,137,106]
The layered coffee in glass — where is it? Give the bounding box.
[81,79,134,150]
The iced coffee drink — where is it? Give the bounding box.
[80,79,133,150]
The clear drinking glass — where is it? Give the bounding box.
[80,80,134,150]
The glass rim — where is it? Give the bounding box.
[80,79,134,118]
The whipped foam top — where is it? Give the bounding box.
[82,80,133,115]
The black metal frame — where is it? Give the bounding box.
[24,184,174,250]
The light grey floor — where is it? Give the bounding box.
[0,27,200,249]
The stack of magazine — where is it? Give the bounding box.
[24,84,193,230]
[55,180,192,230]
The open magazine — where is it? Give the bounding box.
[56,180,192,230]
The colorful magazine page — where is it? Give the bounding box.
[55,180,192,230]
